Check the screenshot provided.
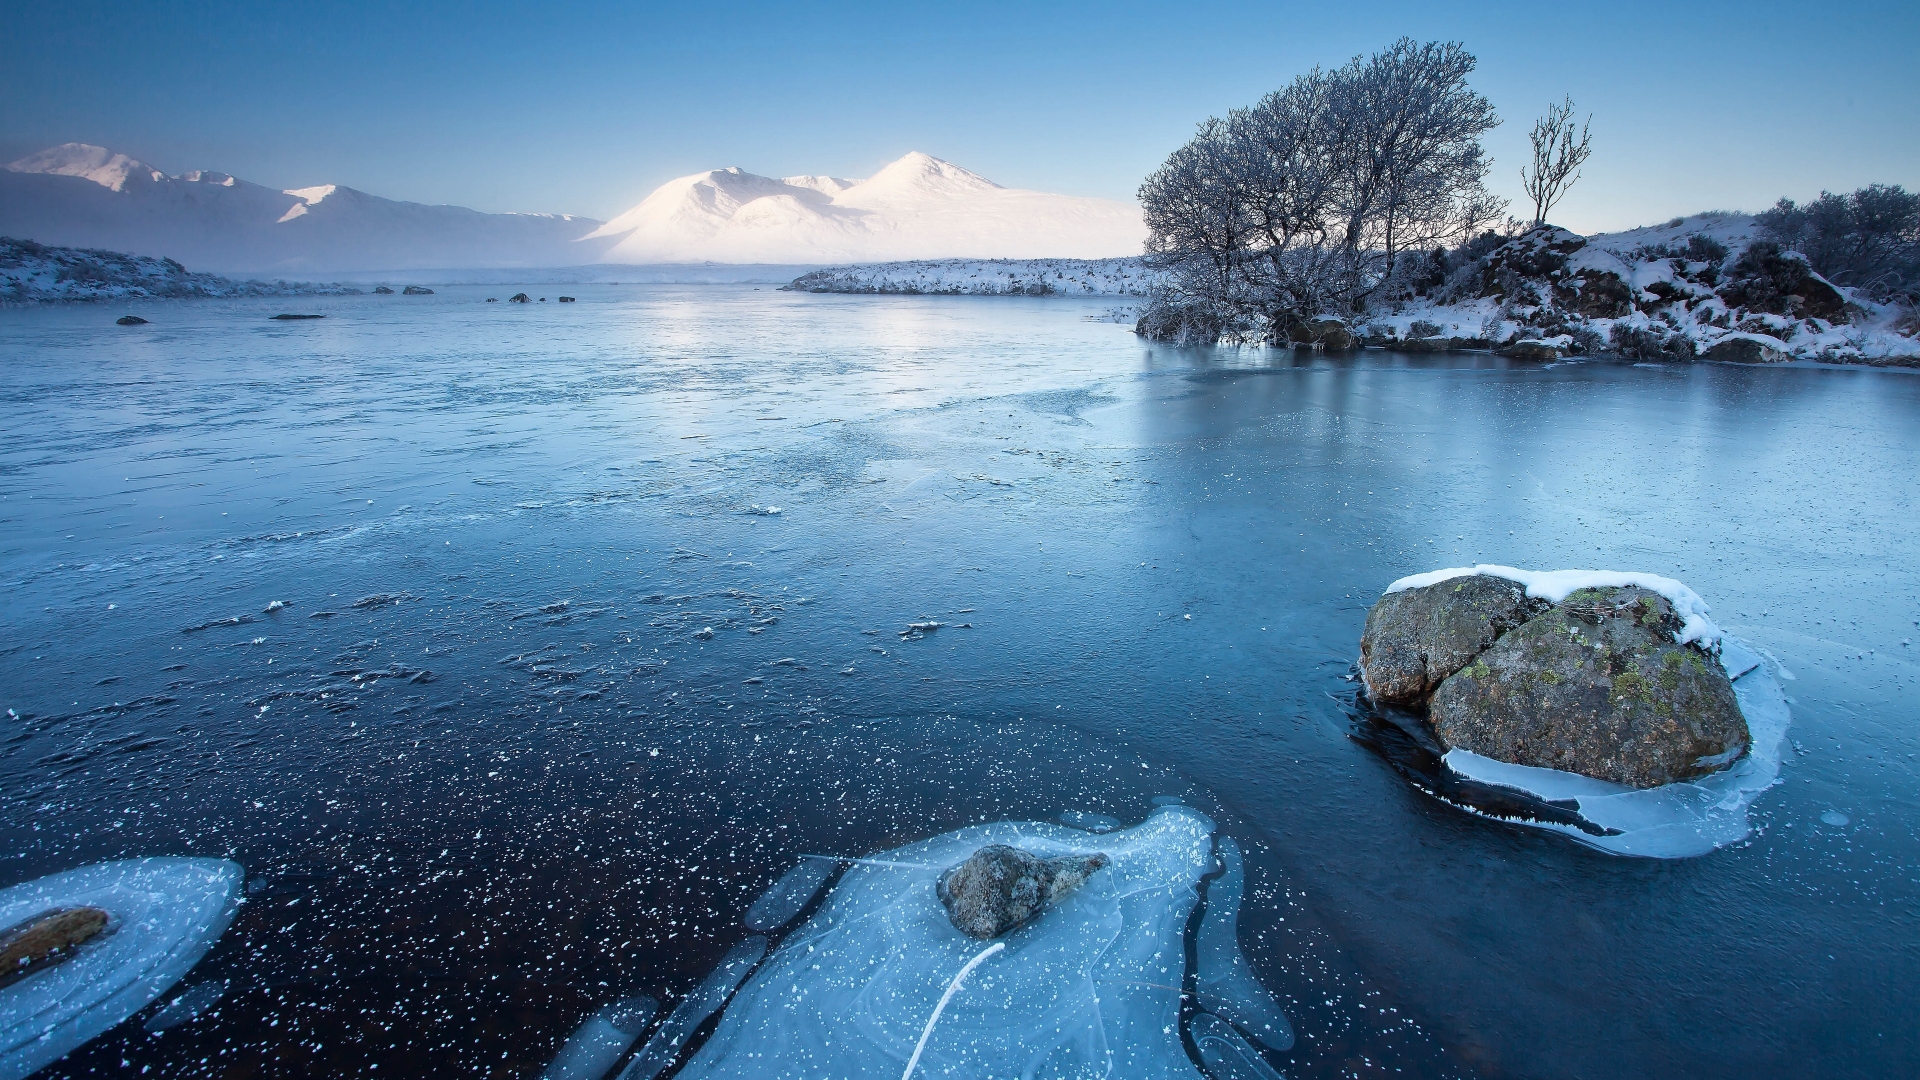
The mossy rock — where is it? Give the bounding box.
[1429,586,1748,788]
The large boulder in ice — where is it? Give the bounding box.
[937,845,1108,939]
[1359,574,1539,706]
[673,807,1219,1079]
[1429,586,1749,788]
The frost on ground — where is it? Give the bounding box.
[782,257,1154,297]
[1,237,359,302]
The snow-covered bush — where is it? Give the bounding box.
[1756,184,1920,302]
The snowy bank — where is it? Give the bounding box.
[1,237,359,302]
[782,257,1154,297]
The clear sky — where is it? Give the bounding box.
[3,0,1914,233]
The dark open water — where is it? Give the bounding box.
[2,285,1915,1079]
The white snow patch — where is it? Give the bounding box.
[1385,565,1722,647]
[284,184,338,205]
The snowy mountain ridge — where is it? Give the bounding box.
[587,152,1145,264]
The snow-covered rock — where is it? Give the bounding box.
[1361,222,1920,366]
[1,143,611,275]
[0,237,359,302]
[589,152,1145,264]
[782,256,1153,296]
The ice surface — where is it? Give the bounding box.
[1439,636,1791,858]
[1384,565,1722,648]
[1189,1012,1285,1080]
[614,936,765,1080]
[742,857,837,934]
[0,858,241,1080]
[540,995,658,1080]
[1194,839,1293,1052]
[673,807,1216,1079]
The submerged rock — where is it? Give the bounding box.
[937,844,1108,939]
[269,313,324,320]
[372,286,395,294]
[1360,574,1540,706]
[1288,316,1353,351]
[402,285,434,295]
[1500,338,1564,361]
[1704,334,1790,364]
[115,315,148,325]
[1429,586,1748,788]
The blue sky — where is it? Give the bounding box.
[3,0,1914,233]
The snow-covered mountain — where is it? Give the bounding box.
[1,143,612,274]
[585,152,1145,263]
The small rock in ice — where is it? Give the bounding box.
[0,906,109,986]
[937,845,1108,939]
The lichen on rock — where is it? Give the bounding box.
[1427,585,1749,788]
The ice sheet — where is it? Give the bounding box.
[0,858,241,1080]
[1194,838,1292,1051]
[1440,636,1791,858]
[1384,565,1722,648]
[673,807,1216,1079]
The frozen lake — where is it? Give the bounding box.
[2,285,1916,1079]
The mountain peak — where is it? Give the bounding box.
[7,143,163,192]
[860,152,1002,195]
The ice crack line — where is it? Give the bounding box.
[902,940,1005,1080]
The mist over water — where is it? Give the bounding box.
[3,287,1915,1079]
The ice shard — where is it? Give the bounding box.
[742,857,837,934]
[142,979,225,1034]
[0,858,242,1080]
[540,995,658,1080]
[1194,838,1293,1051]
[614,936,766,1080]
[673,806,1217,1079]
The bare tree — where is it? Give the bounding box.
[1137,38,1502,342]
[1521,97,1592,227]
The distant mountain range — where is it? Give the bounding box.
[0,144,609,275]
[1,145,1145,273]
